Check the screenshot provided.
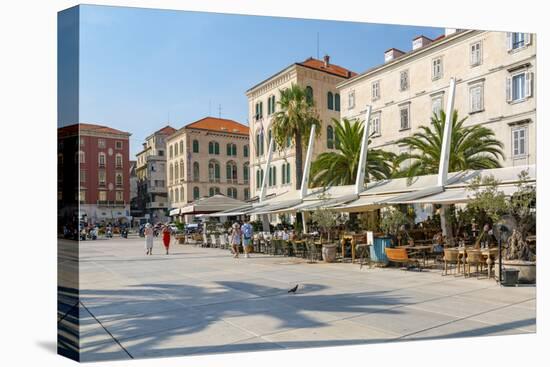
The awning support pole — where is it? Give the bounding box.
[259,133,275,203]
[437,78,456,187]
[355,106,372,195]
[300,124,316,199]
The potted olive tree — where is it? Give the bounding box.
[467,171,536,283]
[311,194,338,262]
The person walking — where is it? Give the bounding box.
[241,219,253,258]
[230,222,242,258]
[144,223,154,255]
[162,223,172,255]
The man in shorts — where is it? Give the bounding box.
[241,219,254,258]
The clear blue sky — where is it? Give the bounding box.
[78,5,443,157]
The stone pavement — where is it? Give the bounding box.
[61,236,536,362]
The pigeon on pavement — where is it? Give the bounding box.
[288,284,299,293]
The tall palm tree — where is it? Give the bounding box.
[271,84,321,190]
[397,109,505,245]
[310,118,394,187]
[397,110,505,177]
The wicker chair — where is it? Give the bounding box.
[443,248,460,275]
[465,249,485,278]
[219,233,228,250]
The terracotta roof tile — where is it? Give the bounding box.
[297,57,357,78]
[154,125,177,136]
[58,123,130,136]
[184,117,249,135]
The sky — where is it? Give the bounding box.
[76,5,444,158]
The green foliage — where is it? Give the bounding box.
[379,206,408,235]
[466,174,508,224]
[397,110,505,179]
[310,193,338,241]
[310,118,395,186]
[175,222,185,231]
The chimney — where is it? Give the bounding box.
[384,48,405,63]
[412,35,432,50]
[323,54,330,67]
[445,28,462,36]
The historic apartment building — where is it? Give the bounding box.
[246,56,356,199]
[58,123,132,225]
[166,117,250,214]
[338,30,536,168]
[135,125,176,223]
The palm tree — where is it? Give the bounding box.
[310,118,394,187]
[271,84,321,190]
[397,109,505,245]
[397,110,504,177]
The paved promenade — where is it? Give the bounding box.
[59,237,535,362]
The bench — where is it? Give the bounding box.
[385,248,421,270]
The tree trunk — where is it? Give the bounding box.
[440,204,455,247]
[294,131,303,190]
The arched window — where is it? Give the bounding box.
[180,159,184,178]
[227,187,237,199]
[192,139,199,153]
[208,160,220,182]
[98,152,106,167]
[243,162,249,184]
[175,188,179,202]
[327,92,334,110]
[335,93,341,111]
[226,161,238,183]
[169,189,173,202]
[174,161,179,180]
[193,162,200,181]
[115,153,123,168]
[179,141,184,154]
[193,187,200,200]
[169,145,173,158]
[327,125,335,149]
[243,145,249,157]
[174,142,179,156]
[169,163,174,183]
[115,172,123,187]
[209,187,220,196]
[244,188,250,201]
[305,86,313,105]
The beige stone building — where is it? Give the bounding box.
[246,56,356,199]
[338,30,536,168]
[166,117,250,218]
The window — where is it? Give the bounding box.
[158,150,164,156]
[169,145,173,158]
[78,151,85,163]
[469,83,484,113]
[208,160,220,182]
[115,172,123,187]
[179,141,183,154]
[282,163,291,185]
[98,139,106,148]
[243,163,249,184]
[432,96,443,117]
[348,90,355,109]
[399,104,410,130]
[115,141,123,149]
[209,187,220,197]
[98,153,106,167]
[267,95,276,115]
[334,93,341,111]
[192,162,200,181]
[208,141,220,155]
[327,92,334,110]
[180,159,184,178]
[267,130,276,152]
[432,57,443,80]
[80,169,86,183]
[115,191,123,202]
[226,161,238,183]
[169,163,174,183]
[507,71,533,102]
[192,139,199,153]
[512,127,527,157]
[327,125,335,149]
[243,145,249,157]
[79,137,85,147]
[256,131,265,156]
[79,190,86,202]
[286,163,291,185]
[255,101,264,120]
[226,143,237,156]
[470,41,482,66]
[256,168,264,188]
[193,187,200,200]
[244,188,250,201]
[174,161,179,181]
[507,32,531,51]
[174,142,179,156]
[98,170,106,186]
[305,86,313,105]
[115,154,123,168]
[399,70,409,91]
[370,114,381,136]
[98,190,107,202]
[268,166,277,187]
[227,187,238,199]
[372,81,380,100]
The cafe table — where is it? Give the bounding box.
[397,245,433,266]
[456,247,498,278]
[340,234,367,263]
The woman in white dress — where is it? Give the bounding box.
[144,223,154,255]
[230,222,242,258]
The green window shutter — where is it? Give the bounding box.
[335,93,340,111]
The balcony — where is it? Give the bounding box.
[97,200,126,207]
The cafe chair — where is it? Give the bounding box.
[465,249,485,278]
[443,248,460,276]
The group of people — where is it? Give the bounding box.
[227,219,254,258]
[143,223,174,255]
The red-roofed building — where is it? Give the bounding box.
[135,125,177,223]
[246,55,356,202]
[166,117,250,221]
[58,123,132,225]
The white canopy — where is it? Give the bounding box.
[169,208,180,216]
[178,194,246,215]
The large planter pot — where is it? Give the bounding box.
[495,259,536,284]
[322,244,338,263]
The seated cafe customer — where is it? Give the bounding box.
[432,231,444,253]
[475,223,496,249]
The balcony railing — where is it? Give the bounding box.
[97,200,126,207]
